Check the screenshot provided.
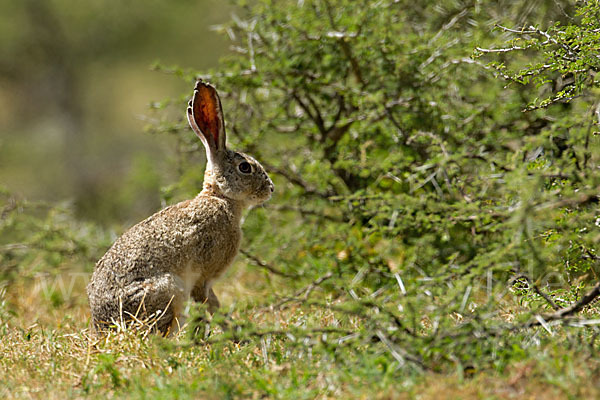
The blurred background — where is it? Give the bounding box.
[0,0,234,225]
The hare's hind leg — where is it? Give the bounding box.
[121,273,186,335]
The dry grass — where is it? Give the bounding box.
[2,264,600,399]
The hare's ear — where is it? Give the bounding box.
[187,81,227,160]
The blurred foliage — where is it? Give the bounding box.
[0,187,110,282]
[0,0,232,224]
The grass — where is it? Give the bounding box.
[2,263,600,399]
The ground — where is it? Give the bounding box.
[2,261,600,399]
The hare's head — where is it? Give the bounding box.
[187,81,274,206]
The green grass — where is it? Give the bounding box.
[2,265,600,399]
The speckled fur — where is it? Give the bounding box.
[87,82,273,335]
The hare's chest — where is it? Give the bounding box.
[202,224,241,275]
[180,199,242,282]
[188,219,241,275]
[177,231,240,300]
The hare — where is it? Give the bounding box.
[87,81,274,335]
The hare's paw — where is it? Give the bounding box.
[191,282,220,314]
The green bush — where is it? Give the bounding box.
[146,0,600,374]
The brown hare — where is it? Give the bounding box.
[87,81,274,335]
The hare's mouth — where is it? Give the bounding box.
[253,190,273,205]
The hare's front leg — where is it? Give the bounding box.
[191,281,220,314]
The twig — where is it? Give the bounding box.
[375,330,428,371]
[513,273,560,311]
[476,46,527,53]
[271,272,333,309]
[260,160,334,199]
[240,249,298,279]
[544,281,600,320]
[356,299,417,337]
[534,192,598,212]
[323,0,365,86]
[203,326,354,344]
[583,101,599,170]
[495,24,537,35]
[266,204,344,222]
[428,8,470,45]
[499,281,600,332]
[291,91,326,135]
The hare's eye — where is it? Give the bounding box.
[238,162,252,174]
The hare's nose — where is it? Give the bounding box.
[267,177,274,193]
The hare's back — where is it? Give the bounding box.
[93,196,240,281]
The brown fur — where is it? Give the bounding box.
[87,81,273,334]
